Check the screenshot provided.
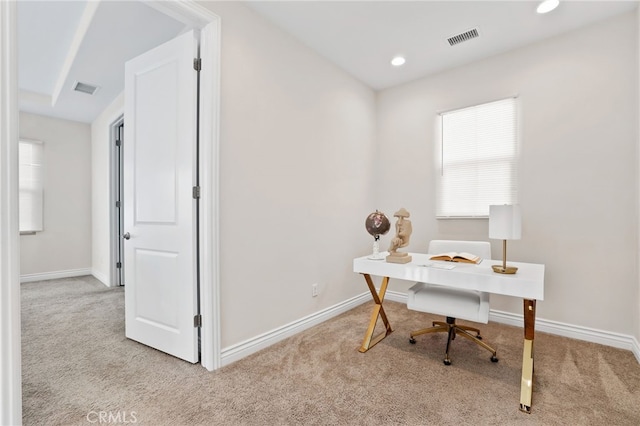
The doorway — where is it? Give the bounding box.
[108,4,220,370]
[0,2,222,422]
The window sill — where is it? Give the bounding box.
[436,216,489,220]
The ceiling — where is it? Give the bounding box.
[18,0,186,123]
[18,1,638,124]
[246,0,638,90]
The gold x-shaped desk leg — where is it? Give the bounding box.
[358,274,393,353]
[520,299,536,413]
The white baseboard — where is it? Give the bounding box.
[91,269,110,287]
[220,292,371,367]
[353,290,640,364]
[490,309,640,363]
[20,268,92,283]
[218,287,640,367]
[631,337,640,364]
[385,289,408,304]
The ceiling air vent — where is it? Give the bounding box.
[73,81,99,95]
[447,27,479,46]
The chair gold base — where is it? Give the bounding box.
[409,317,498,365]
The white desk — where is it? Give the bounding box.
[353,252,545,414]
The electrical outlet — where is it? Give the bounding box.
[312,283,318,297]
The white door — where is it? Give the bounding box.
[123,30,199,363]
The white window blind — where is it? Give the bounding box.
[19,140,44,233]
[437,97,518,218]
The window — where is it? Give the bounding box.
[19,139,44,233]
[436,97,518,218]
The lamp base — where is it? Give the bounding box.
[492,265,518,274]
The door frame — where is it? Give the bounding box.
[0,1,221,422]
[0,1,21,423]
[150,1,221,373]
[110,116,124,287]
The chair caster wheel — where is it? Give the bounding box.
[476,335,483,340]
[409,338,416,344]
[491,355,499,363]
[443,359,451,366]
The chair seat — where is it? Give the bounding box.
[406,240,496,365]
[407,282,490,324]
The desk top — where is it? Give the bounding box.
[354,252,544,300]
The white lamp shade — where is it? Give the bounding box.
[489,204,522,240]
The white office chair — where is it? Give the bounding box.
[407,240,498,365]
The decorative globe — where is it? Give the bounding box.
[365,210,390,238]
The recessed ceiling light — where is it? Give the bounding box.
[537,0,559,14]
[391,56,406,67]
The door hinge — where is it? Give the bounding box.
[116,262,122,269]
[193,58,201,71]
[115,201,121,208]
[192,186,201,199]
[116,139,121,147]
[194,314,202,328]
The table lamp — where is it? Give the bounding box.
[489,204,521,274]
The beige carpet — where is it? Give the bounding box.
[21,276,640,425]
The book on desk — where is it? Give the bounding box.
[429,252,482,264]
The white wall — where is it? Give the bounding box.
[91,93,123,286]
[19,112,92,277]
[377,12,638,335]
[201,2,377,347]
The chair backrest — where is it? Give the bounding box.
[409,240,492,323]
[428,240,491,260]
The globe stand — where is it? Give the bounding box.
[368,235,385,260]
[365,210,390,260]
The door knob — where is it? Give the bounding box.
[123,232,131,240]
